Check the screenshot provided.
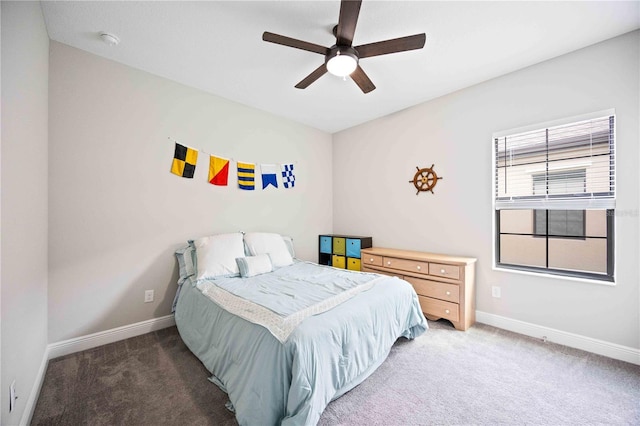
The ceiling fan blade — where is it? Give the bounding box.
[336,0,362,46]
[263,32,328,55]
[295,63,328,89]
[355,33,426,58]
[350,65,375,94]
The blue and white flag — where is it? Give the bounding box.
[261,164,278,189]
[281,164,295,189]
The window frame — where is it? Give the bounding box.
[492,110,616,284]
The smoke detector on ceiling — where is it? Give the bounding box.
[99,32,120,46]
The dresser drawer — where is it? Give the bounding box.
[429,263,461,280]
[362,266,402,278]
[418,296,460,322]
[404,276,459,303]
[383,257,429,274]
[362,254,383,267]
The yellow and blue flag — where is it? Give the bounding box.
[237,162,255,190]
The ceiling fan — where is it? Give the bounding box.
[262,0,426,94]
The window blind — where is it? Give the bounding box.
[494,115,615,210]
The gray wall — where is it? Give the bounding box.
[1,2,49,424]
[333,31,640,349]
[48,42,333,342]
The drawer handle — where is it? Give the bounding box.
[446,291,451,296]
[440,269,446,274]
[417,265,421,270]
[370,258,374,262]
[387,261,392,265]
[445,309,450,314]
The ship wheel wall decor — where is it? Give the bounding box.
[410,164,442,195]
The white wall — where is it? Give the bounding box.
[48,42,332,343]
[333,31,639,349]
[1,2,49,424]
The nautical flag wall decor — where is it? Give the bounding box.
[261,164,278,189]
[168,139,297,192]
[208,155,229,186]
[170,143,198,178]
[237,162,255,190]
[281,164,295,188]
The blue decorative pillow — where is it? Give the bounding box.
[175,244,196,282]
[173,243,197,312]
[236,254,273,278]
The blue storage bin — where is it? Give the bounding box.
[319,236,332,254]
[346,238,362,258]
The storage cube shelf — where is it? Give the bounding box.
[319,235,372,271]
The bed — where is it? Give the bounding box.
[173,232,427,426]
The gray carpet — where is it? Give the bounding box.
[32,320,640,425]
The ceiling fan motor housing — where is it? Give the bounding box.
[325,46,359,76]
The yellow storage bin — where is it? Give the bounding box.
[332,255,346,269]
[347,258,361,271]
[333,237,346,255]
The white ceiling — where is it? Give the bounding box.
[41,1,640,133]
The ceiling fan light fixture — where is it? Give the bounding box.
[326,46,358,77]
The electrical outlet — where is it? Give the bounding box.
[491,286,501,298]
[9,380,17,412]
[144,290,154,303]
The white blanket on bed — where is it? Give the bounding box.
[198,262,383,342]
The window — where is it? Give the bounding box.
[533,210,585,238]
[493,112,615,282]
[532,170,586,238]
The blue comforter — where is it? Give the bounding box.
[175,264,427,425]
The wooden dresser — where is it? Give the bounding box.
[360,247,477,331]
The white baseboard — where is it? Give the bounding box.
[22,315,176,425]
[19,346,50,426]
[476,311,640,365]
[47,314,176,360]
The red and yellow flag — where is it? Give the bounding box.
[208,155,229,186]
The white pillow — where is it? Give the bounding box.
[243,232,294,268]
[236,255,273,278]
[193,232,245,279]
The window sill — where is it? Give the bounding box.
[493,265,615,287]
